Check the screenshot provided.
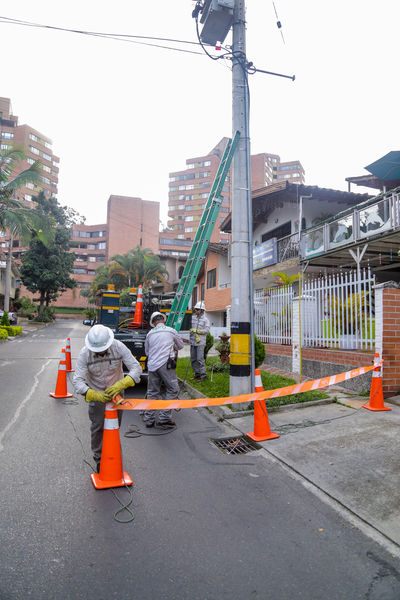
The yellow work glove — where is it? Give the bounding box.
[195,334,201,343]
[105,375,134,399]
[190,328,197,334]
[196,329,202,334]
[85,389,111,403]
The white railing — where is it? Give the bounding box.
[254,286,294,345]
[254,268,375,350]
[302,191,400,258]
[301,268,375,350]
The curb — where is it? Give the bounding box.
[178,377,336,419]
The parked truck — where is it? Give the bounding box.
[95,284,191,375]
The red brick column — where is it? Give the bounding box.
[381,287,400,397]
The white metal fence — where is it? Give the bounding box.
[254,286,294,345]
[254,268,375,350]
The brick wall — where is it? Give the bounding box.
[381,288,400,396]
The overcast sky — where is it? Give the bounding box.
[2,1,399,226]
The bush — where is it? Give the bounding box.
[1,325,22,336]
[35,306,55,323]
[84,308,96,320]
[18,311,36,320]
[204,332,214,359]
[0,311,10,326]
[254,334,266,368]
[0,328,8,340]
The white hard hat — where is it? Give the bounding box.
[85,324,114,353]
[150,311,166,327]
[194,301,206,311]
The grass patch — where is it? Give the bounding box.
[54,307,85,314]
[177,356,329,409]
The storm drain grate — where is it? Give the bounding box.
[210,435,260,455]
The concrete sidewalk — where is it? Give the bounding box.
[212,395,400,554]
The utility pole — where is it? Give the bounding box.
[229,0,255,398]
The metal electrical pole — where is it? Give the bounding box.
[229,0,255,398]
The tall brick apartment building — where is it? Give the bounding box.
[0,97,59,204]
[161,138,305,256]
[0,98,160,310]
[57,195,160,308]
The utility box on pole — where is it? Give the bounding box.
[200,0,234,45]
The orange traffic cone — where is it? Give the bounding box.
[247,369,280,441]
[363,352,391,412]
[91,401,133,490]
[131,285,143,328]
[50,348,73,399]
[65,337,73,372]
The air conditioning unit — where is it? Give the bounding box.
[200,0,234,46]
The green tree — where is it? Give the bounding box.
[0,147,51,311]
[20,193,76,319]
[110,246,168,289]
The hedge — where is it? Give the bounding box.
[0,326,22,336]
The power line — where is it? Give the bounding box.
[0,15,205,56]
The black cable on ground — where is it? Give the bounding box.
[64,375,135,523]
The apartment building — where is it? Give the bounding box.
[0,97,59,202]
[161,139,305,255]
[251,153,305,190]
[55,195,160,308]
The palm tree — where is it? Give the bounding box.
[0,147,51,311]
[110,246,168,289]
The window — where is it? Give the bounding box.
[1,144,10,150]
[207,268,216,289]
[42,164,51,173]
[201,283,205,300]
[26,183,35,190]
[261,221,291,243]
[88,256,96,262]
[43,153,52,161]
[192,287,198,306]
[24,194,32,202]
[29,133,39,142]
[30,146,40,155]
[1,131,14,139]
[203,160,211,167]
[97,242,106,250]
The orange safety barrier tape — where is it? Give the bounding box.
[115,362,378,411]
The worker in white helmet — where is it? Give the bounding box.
[143,312,184,428]
[73,324,142,472]
[190,301,210,381]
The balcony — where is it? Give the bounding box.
[301,191,400,260]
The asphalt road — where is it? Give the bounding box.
[1,320,400,600]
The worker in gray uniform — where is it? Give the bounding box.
[190,301,210,381]
[143,312,184,428]
[73,324,142,472]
